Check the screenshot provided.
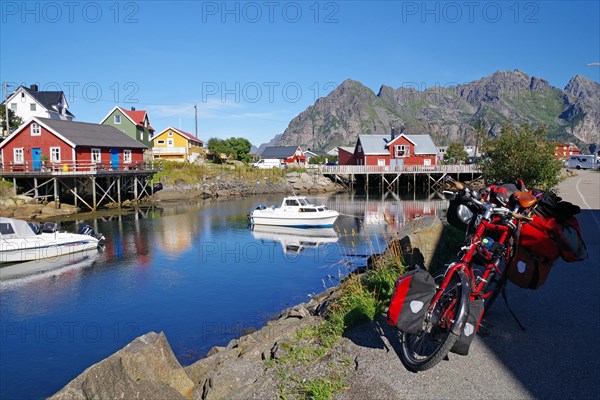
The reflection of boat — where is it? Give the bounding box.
[249,196,339,228]
[251,225,339,254]
[0,248,99,281]
[0,218,104,264]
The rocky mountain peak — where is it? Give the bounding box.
[565,75,600,100]
[267,70,599,152]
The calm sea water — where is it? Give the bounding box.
[0,193,448,399]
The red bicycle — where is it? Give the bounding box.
[398,179,536,371]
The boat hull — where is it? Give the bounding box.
[250,210,339,228]
[0,234,100,264]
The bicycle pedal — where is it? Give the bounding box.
[478,319,493,336]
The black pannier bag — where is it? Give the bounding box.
[451,298,484,355]
[386,269,436,334]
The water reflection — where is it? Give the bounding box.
[251,225,339,255]
[0,249,99,283]
[0,193,450,400]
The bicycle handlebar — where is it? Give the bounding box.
[448,180,531,223]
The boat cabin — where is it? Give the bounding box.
[281,196,329,212]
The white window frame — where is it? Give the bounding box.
[114,115,121,124]
[50,147,61,162]
[377,159,386,166]
[10,103,16,111]
[395,145,410,158]
[14,148,24,164]
[424,158,431,166]
[123,149,132,163]
[30,103,36,111]
[357,145,362,153]
[168,132,173,136]
[31,123,41,136]
[91,148,101,163]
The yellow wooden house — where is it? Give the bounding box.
[151,127,204,162]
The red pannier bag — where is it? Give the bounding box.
[386,269,436,334]
[546,216,588,262]
[507,247,557,289]
[508,214,561,289]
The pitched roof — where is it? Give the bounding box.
[305,150,328,157]
[261,146,301,159]
[118,107,154,131]
[160,127,203,143]
[35,118,147,148]
[358,135,389,155]
[18,86,75,117]
[338,146,355,154]
[357,134,437,155]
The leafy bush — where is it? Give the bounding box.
[480,124,562,190]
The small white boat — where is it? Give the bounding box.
[249,196,339,228]
[0,218,104,264]
[251,225,339,254]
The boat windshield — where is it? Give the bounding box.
[298,198,309,206]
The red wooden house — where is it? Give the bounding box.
[0,117,147,172]
[551,142,580,159]
[342,130,438,166]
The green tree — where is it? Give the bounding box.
[480,124,562,190]
[444,142,469,164]
[0,104,23,137]
[206,137,252,163]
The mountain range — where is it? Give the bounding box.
[262,70,599,152]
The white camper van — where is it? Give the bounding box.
[253,159,285,169]
[567,155,597,170]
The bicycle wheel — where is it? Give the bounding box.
[399,268,467,371]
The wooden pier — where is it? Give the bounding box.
[0,160,161,211]
[319,164,481,192]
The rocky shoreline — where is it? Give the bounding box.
[49,216,444,400]
[0,172,344,221]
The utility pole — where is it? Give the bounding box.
[3,82,9,138]
[194,104,198,139]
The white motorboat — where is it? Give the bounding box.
[249,196,339,228]
[0,218,104,264]
[251,225,339,254]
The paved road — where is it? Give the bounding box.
[337,170,600,400]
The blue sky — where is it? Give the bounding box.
[1,1,599,146]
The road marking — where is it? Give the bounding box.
[576,177,600,229]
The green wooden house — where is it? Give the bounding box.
[100,106,154,147]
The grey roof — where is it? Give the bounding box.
[23,87,75,117]
[260,146,299,159]
[357,134,437,155]
[305,150,328,157]
[406,135,438,155]
[38,118,147,148]
[358,135,389,155]
[339,146,355,153]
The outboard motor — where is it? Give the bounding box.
[28,222,42,235]
[42,222,59,233]
[78,224,105,244]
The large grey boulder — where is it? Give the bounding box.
[50,332,194,400]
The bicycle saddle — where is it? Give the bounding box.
[512,191,537,208]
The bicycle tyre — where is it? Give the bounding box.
[399,269,467,371]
